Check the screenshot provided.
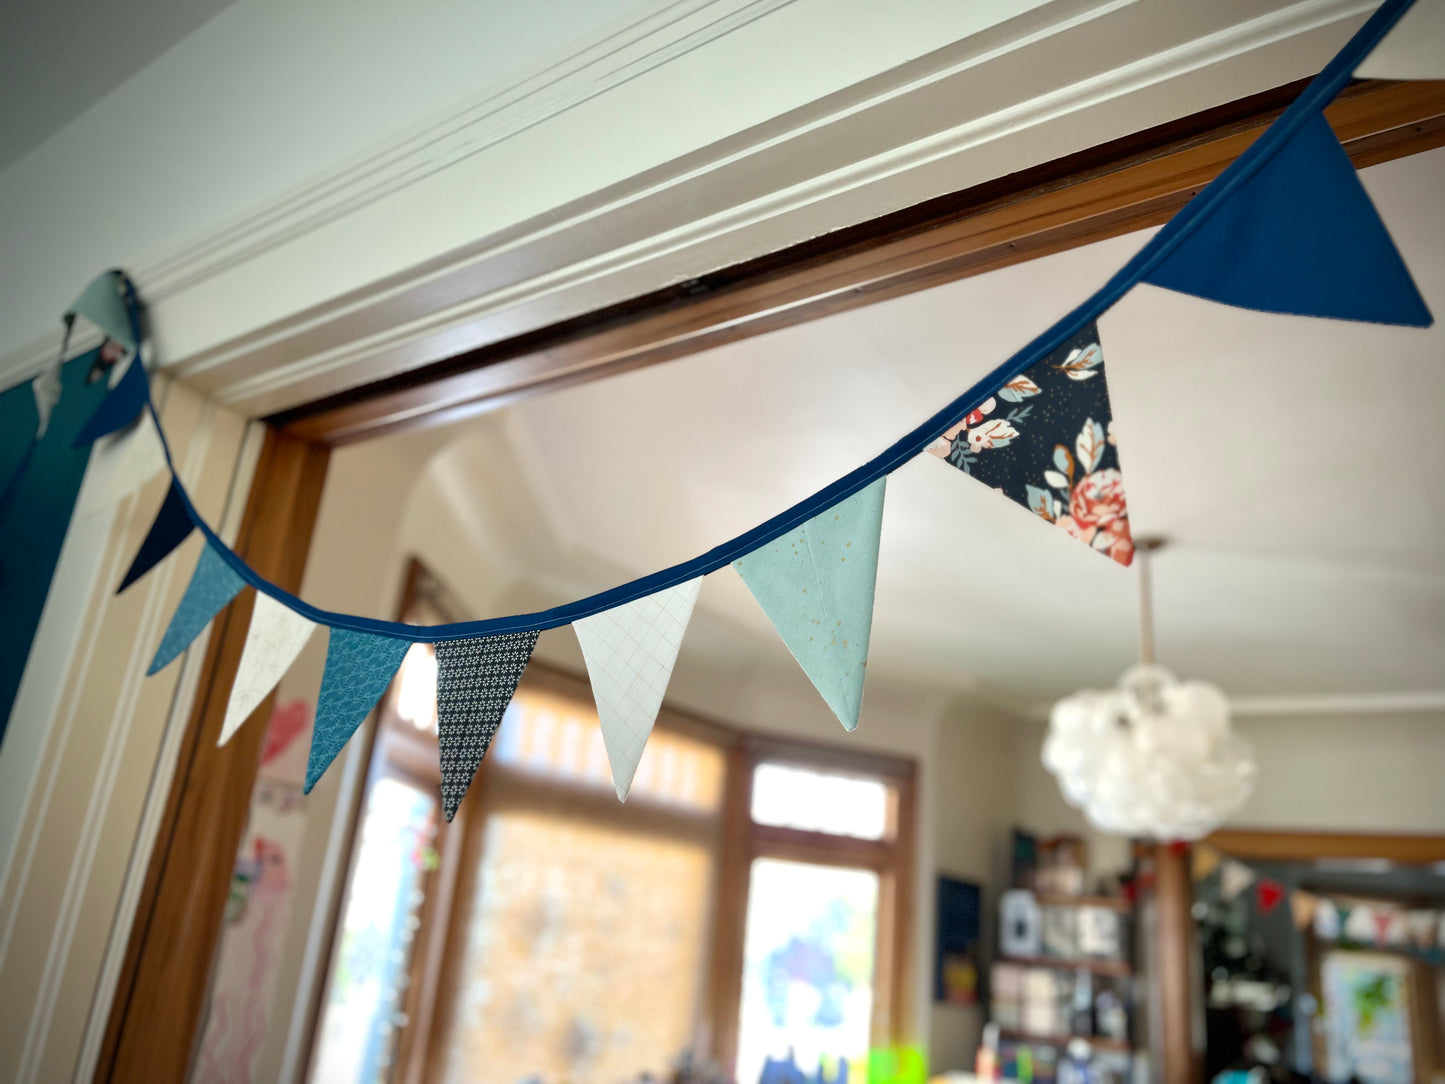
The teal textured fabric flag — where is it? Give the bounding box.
[305,628,411,792]
[148,542,245,674]
[734,478,886,732]
[1143,110,1430,327]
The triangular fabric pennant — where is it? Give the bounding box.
[119,481,195,592]
[1143,110,1431,327]
[435,631,540,820]
[1192,844,1223,882]
[73,357,149,448]
[1438,912,1445,950]
[1373,908,1402,946]
[1344,903,1377,943]
[1314,899,1341,940]
[574,577,703,801]
[305,628,411,792]
[927,322,1134,566]
[1355,0,1445,80]
[1406,910,1439,950]
[79,421,167,520]
[1290,890,1319,931]
[148,542,246,674]
[734,478,886,732]
[1257,878,1285,916]
[219,593,318,746]
[1220,860,1256,901]
[67,270,138,351]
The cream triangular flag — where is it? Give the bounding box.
[1220,859,1255,901]
[1192,844,1222,882]
[220,593,318,745]
[1290,890,1319,931]
[1355,0,1445,80]
[1314,899,1341,940]
[1344,902,1377,943]
[1406,910,1438,949]
[574,577,703,801]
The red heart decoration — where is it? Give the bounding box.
[1257,878,1285,916]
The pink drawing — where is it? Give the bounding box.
[261,700,310,766]
[194,837,291,1084]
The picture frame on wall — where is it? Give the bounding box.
[936,876,982,1005]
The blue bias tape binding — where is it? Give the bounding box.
[130,0,1424,644]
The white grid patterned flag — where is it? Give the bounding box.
[574,577,703,800]
[220,592,318,745]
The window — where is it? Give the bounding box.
[307,563,915,1084]
[722,754,915,1084]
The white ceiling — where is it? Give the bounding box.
[399,144,1445,710]
[0,0,235,168]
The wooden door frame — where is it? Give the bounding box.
[98,77,1445,1081]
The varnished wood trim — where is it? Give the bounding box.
[272,80,1445,446]
[95,431,329,1083]
[1206,829,1445,864]
[1154,843,1198,1084]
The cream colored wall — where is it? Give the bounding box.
[0,379,254,1084]
[1009,711,1445,841]
[1226,711,1445,832]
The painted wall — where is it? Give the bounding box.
[0,379,254,1084]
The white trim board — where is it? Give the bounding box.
[0,0,1375,419]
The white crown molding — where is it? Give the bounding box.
[0,0,1374,415]
[1023,689,1445,721]
[1228,691,1445,717]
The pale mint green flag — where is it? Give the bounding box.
[734,478,886,731]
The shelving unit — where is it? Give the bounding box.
[998,954,1133,978]
[998,1028,1133,1055]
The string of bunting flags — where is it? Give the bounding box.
[18,0,1441,821]
[1192,844,1445,963]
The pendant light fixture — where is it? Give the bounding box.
[1041,538,1256,840]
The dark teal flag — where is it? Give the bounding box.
[1144,110,1430,326]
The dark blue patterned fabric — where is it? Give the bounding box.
[305,627,411,793]
[119,481,194,592]
[1144,110,1430,326]
[436,631,539,820]
[928,321,1134,566]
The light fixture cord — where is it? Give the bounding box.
[1137,541,1155,666]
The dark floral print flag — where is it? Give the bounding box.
[927,321,1134,566]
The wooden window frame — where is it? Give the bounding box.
[709,737,918,1074]
[96,77,1445,1082]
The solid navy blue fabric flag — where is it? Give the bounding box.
[72,358,149,448]
[118,481,195,592]
[1143,110,1431,327]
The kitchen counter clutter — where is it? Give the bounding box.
[975,832,1138,1084]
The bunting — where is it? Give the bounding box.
[305,628,412,792]
[574,577,703,801]
[1314,900,1342,940]
[45,0,1442,801]
[1192,844,1223,882]
[435,631,539,821]
[119,481,194,592]
[928,323,1133,566]
[72,357,149,449]
[734,479,885,732]
[1407,910,1439,949]
[1220,860,1256,902]
[148,543,245,674]
[219,593,318,746]
[1256,878,1285,917]
[1290,890,1318,932]
[1142,112,1430,327]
